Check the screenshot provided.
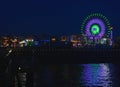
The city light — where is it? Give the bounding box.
[0,34,115,48]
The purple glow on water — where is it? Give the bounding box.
[86,18,105,39]
[80,63,113,87]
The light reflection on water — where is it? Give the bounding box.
[33,64,116,87]
[80,63,113,87]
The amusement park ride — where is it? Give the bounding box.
[81,13,113,46]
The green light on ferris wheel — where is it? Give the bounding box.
[91,24,101,35]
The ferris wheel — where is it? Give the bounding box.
[81,13,113,40]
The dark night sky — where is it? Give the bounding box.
[0,0,120,36]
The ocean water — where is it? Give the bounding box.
[1,48,120,87]
[79,63,116,87]
[2,63,119,87]
[32,64,119,87]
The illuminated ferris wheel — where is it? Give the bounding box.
[81,13,113,41]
